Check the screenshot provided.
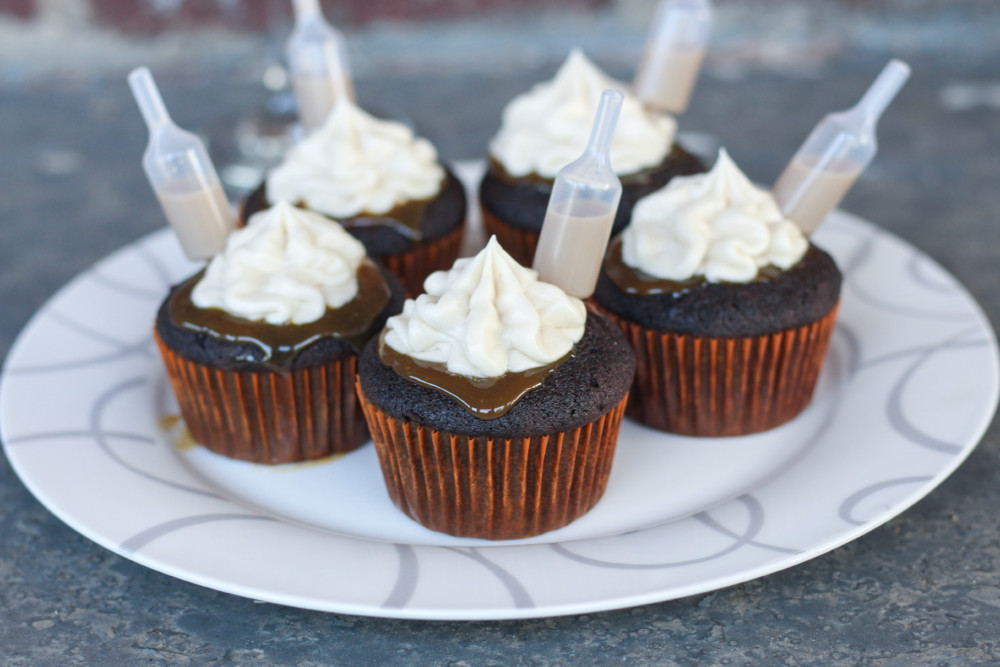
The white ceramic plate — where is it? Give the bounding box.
[2,165,997,620]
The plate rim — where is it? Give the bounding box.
[2,210,997,621]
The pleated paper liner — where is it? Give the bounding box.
[593,303,839,437]
[378,222,466,297]
[481,207,540,268]
[357,378,630,540]
[155,330,369,464]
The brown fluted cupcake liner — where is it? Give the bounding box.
[381,222,466,296]
[594,303,839,437]
[155,330,369,464]
[356,378,629,540]
[481,207,539,268]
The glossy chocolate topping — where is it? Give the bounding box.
[602,236,784,296]
[169,259,391,370]
[378,332,571,420]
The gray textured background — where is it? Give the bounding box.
[1,1,999,663]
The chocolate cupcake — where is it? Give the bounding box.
[479,49,703,266]
[592,150,842,436]
[156,201,405,464]
[241,99,466,296]
[356,237,635,539]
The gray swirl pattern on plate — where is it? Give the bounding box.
[1,198,997,621]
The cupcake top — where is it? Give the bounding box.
[192,200,371,325]
[364,238,633,429]
[161,201,404,372]
[382,236,586,379]
[620,149,808,284]
[266,99,445,219]
[488,49,677,179]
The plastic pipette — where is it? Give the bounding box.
[128,67,236,261]
[533,89,625,299]
[287,0,354,133]
[633,0,714,114]
[772,59,911,234]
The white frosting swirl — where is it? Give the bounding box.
[621,149,808,283]
[382,236,587,378]
[489,49,677,178]
[192,201,367,325]
[266,99,445,218]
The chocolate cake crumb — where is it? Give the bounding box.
[592,244,842,338]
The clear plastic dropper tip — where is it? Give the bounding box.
[856,58,911,125]
[127,66,235,261]
[532,88,625,298]
[292,0,321,20]
[127,66,171,130]
[771,58,911,235]
[589,89,625,155]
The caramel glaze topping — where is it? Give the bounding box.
[241,178,447,241]
[322,190,437,241]
[170,259,391,370]
[378,331,572,420]
[259,179,444,241]
[603,236,784,297]
[487,155,682,190]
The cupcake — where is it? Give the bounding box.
[479,49,704,266]
[241,99,467,296]
[356,237,636,539]
[592,150,842,436]
[155,201,405,464]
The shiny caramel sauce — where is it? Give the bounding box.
[242,178,446,241]
[487,155,682,189]
[158,414,198,451]
[283,177,444,241]
[170,259,391,370]
[603,236,783,297]
[338,193,436,241]
[378,331,571,420]
[270,453,344,472]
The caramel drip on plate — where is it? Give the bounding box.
[603,236,783,297]
[170,259,391,369]
[378,332,570,420]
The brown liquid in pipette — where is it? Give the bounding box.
[635,47,706,114]
[772,156,861,234]
[533,205,616,298]
[156,180,233,260]
[292,72,353,132]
